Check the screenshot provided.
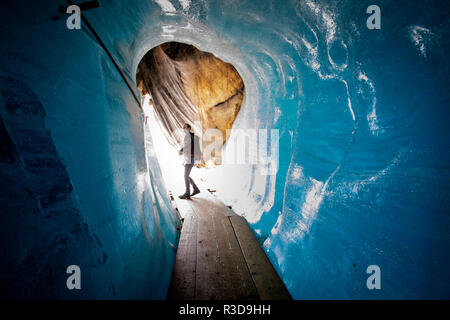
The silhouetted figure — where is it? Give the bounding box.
[178,123,201,199]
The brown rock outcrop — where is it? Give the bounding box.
[136,42,244,163]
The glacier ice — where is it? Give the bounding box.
[0,0,449,299]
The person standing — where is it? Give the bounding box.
[178,123,201,199]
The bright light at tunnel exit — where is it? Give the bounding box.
[142,94,274,224]
[142,94,206,198]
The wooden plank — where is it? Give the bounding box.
[192,200,225,299]
[229,216,292,300]
[169,191,290,300]
[173,194,196,219]
[190,196,258,300]
[200,192,237,217]
[168,191,183,223]
[167,197,198,300]
[214,216,259,299]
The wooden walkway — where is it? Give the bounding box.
[167,191,291,300]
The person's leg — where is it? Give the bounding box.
[189,177,199,192]
[180,164,193,199]
[184,164,194,193]
[188,167,200,196]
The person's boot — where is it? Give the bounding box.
[191,187,200,197]
[179,192,191,199]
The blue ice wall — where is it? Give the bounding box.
[1,0,449,299]
[0,1,178,299]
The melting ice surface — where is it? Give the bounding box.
[160,0,449,298]
[142,0,450,299]
[0,0,449,299]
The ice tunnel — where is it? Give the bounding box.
[0,0,449,299]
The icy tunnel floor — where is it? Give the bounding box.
[167,190,291,300]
